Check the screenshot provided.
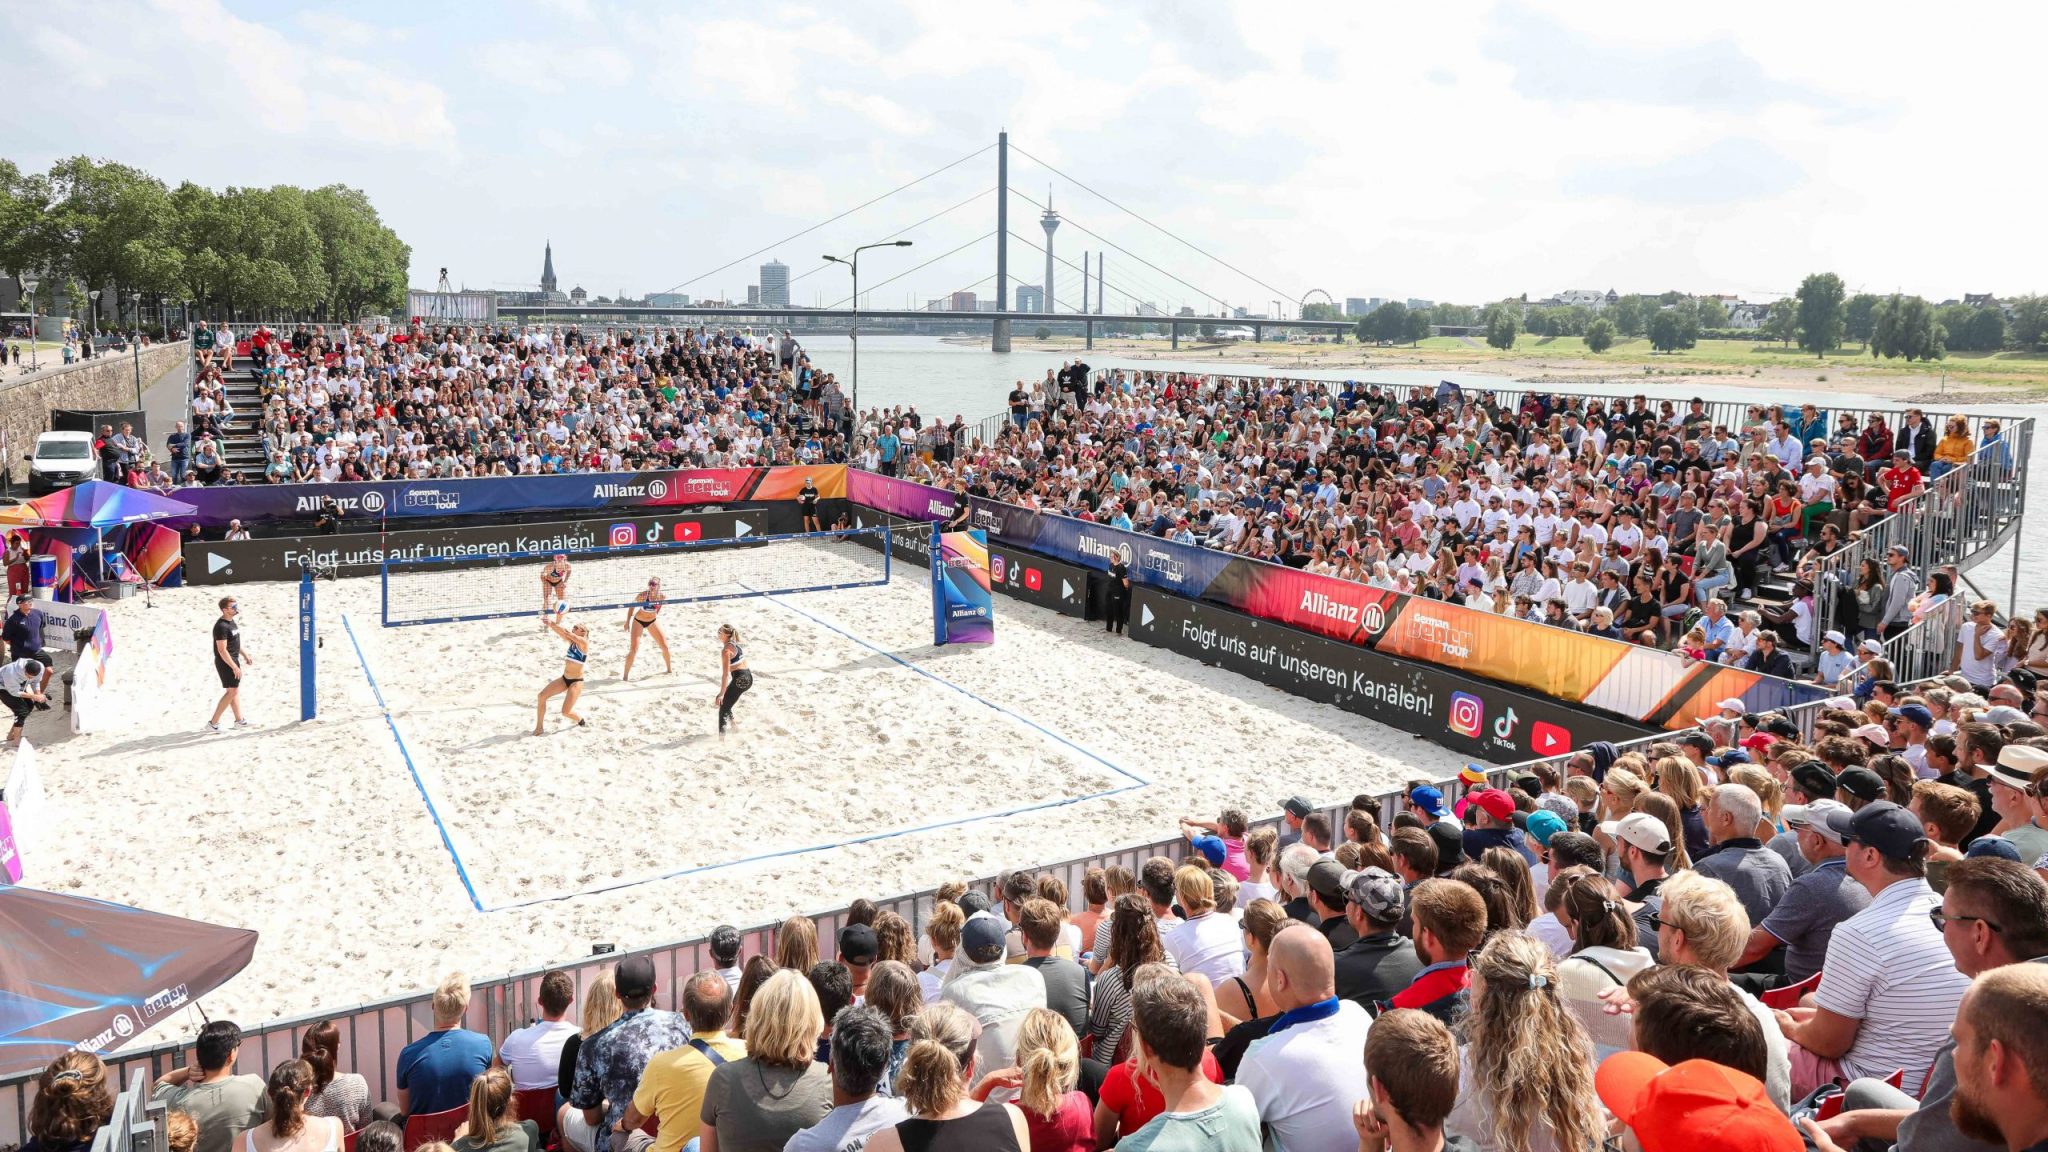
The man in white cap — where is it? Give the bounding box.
[1601,811,1678,957]
[1696,697,1749,728]
[1740,799,1869,983]
[1986,746,2048,865]
[1814,631,1857,689]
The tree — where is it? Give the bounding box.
[1673,299,1701,349]
[1647,309,1684,352]
[1696,297,1729,329]
[1367,301,1409,344]
[1870,294,1944,361]
[2012,295,2048,352]
[1584,316,1616,353]
[1034,325,1051,340]
[1484,305,1518,350]
[1404,306,1432,345]
[1794,272,1847,356]
[1938,305,2006,353]
[1608,295,1646,338]
[1764,302,1797,346]
[1846,293,1882,344]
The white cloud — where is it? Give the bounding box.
[14,0,2047,304]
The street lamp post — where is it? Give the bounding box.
[130,291,144,408]
[88,289,101,354]
[822,240,912,443]
[21,275,38,372]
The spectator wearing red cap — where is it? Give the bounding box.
[1598,1052,1802,1152]
[1460,789,1535,867]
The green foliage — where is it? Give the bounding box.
[0,154,408,321]
[2012,295,2048,352]
[1404,307,1432,345]
[1696,297,1729,329]
[1366,301,1409,343]
[1608,295,1646,338]
[1764,302,1798,346]
[1484,304,1518,350]
[1584,316,1616,353]
[1846,293,1882,343]
[1937,303,2006,352]
[1034,325,1051,340]
[1794,272,1847,356]
[1870,293,1945,361]
[1300,301,1342,321]
[1647,308,1683,352]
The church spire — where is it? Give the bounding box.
[541,241,557,294]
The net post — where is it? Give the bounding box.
[298,570,316,722]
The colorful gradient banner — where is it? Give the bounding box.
[932,528,994,646]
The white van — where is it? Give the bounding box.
[28,430,100,494]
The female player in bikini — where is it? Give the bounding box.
[621,577,671,681]
[538,553,571,626]
[713,624,752,735]
[534,617,592,734]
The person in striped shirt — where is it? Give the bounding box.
[1774,801,1971,1099]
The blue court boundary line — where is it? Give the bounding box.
[340,613,488,912]
[343,592,1149,913]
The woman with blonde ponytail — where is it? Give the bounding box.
[867,1002,1028,1152]
[1444,931,1603,1152]
[242,1060,344,1152]
[965,1009,1090,1151]
[451,1068,534,1152]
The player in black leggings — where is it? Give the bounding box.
[713,624,752,734]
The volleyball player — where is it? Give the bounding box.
[621,577,671,681]
[713,624,752,734]
[799,476,821,532]
[534,617,592,734]
[538,553,571,627]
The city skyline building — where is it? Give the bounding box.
[758,259,790,307]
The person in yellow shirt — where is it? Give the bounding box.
[620,973,746,1152]
[1931,416,1975,478]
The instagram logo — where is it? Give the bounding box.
[608,523,636,547]
[1448,692,1484,739]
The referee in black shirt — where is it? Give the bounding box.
[2,595,54,699]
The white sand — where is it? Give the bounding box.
[26,538,1465,1043]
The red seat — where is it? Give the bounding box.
[404,1105,468,1150]
[1816,1093,1846,1121]
[515,1088,559,1146]
[1761,971,1821,1010]
[343,1133,360,1152]
[1885,1068,1905,1090]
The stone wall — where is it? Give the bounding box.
[0,342,188,484]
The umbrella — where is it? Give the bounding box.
[0,887,258,1077]
[0,480,196,528]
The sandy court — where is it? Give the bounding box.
[25,534,1466,1044]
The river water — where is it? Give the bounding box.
[796,334,2048,612]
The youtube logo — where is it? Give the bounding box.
[1024,567,1043,591]
[674,521,703,542]
[1530,721,1572,755]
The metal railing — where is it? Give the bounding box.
[1811,422,2032,646]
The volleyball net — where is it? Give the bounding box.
[379,525,894,627]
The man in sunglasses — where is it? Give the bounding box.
[208,596,255,732]
[1804,857,2048,1152]
[1774,801,1968,1100]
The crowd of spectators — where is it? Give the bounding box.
[168,320,969,488]
[869,366,2025,672]
[28,685,2048,1152]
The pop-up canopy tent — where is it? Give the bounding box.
[0,887,258,1078]
[0,480,197,592]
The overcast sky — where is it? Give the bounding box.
[15,0,2045,312]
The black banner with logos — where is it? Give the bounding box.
[845,508,1090,620]
[1130,586,1650,763]
[185,509,753,585]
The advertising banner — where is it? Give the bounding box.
[932,529,995,646]
[1131,588,1650,761]
[1,739,42,882]
[175,465,847,528]
[847,510,1090,620]
[848,471,958,522]
[184,510,745,585]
